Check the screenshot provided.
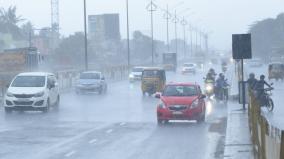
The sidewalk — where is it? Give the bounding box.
[223,102,254,159]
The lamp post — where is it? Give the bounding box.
[163,4,171,52]
[180,17,187,58]
[173,11,179,54]
[126,0,130,72]
[83,0,88,70]
[146,0,157,66]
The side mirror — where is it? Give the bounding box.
[200,94,206,99]
[155,92,161,99]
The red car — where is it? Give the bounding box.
[155,83,206,124]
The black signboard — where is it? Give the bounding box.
[232,34,252,59]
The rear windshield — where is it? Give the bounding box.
[80,73,100,79]
[183,64,194,67]
[143,70,160,77]
[11,76,46,87]
[163,85,197,97]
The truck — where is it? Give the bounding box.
[0,47,41,87]
[162,53,177,72]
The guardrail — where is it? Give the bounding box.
[0,65,130,97]
[248,93,284,159]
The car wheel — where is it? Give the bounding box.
[5,107,12,114]
[54,95,60,109]
[157,119,163,125]
[42,99,50,113]
[197,108,206,123]
[98,86,103,94]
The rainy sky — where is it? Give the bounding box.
[1,0,284,50]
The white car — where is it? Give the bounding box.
[249,59,263,67]
[182,63,197,74]
[129,67,144,82]
[75,71,107,94]
[4,72,60,113]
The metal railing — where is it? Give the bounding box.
[248,92,284,159]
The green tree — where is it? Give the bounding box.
[0,6,24,40]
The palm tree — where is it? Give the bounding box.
[0,6,24,39]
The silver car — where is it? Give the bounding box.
[75,71,107,94]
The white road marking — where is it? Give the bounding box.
[106,129,113,134]
[119,122,126,126]
[64,150,76,157]
[89,139,97,144]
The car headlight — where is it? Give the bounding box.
[6,92,14,97]
[129,74,134,78]
[158,100,166,109]
[206,85,213,91]
[190,99,199,109]
[34,91,45,97]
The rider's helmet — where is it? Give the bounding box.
[260,75,265,80]
[249,73,255,79]
[209,68,215,73]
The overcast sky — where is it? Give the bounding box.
[1,0,284,51]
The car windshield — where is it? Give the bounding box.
[132,67,143,72]
[11,76,46,87]
[143,70,160,78]
[163,85,197,97]
[183,64,194,67]
[80,73,100,79]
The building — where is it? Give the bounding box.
[88,14,121,42]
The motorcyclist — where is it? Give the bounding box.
[254,75,272,103]
[215,73,229,99]
[206,68,217,81]
[247,73,258,90]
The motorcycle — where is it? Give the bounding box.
[204,79,215,98]
[260,87,274,112]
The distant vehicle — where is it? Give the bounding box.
[162,53,177,71]
[268,63,284,81]
[4,72,60,113]
[76,71,107,94]
[129,67,144,82]
[249,59,263,67]
[182,63,196,74]
[155,83,206,124]
[141,67,166,96]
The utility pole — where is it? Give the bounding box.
[163,4,171,52]
[83,0,88,70]
[195,29,198,55]
[189,25,193,57]
[126,0,130,72]
[173,11,179,54]
[146,0,157,66]
[181,17,187,59]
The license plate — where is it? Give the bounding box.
[173,111,183,115]
[18,99,30,102]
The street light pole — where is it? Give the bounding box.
[147,0,157,66]
[163,4,171,52]
[126,0,130,72]
[189,25,193,57]
[83,0,88,71]
[173,10,179,54]
[181,17,187,59]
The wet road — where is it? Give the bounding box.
[0,68,227,159]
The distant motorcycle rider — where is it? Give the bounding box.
[254,75,272,103]
[215,73,229,99]
[247,73,258,90]
[206,68,217,81]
